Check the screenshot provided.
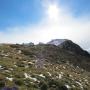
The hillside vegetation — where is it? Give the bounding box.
[0,41,90,90]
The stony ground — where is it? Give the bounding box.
[0,44,90,90]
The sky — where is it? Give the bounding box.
[0,0,90,50]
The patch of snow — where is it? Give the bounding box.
[24,73,37,81]
[65,84,71,89]
[22,61,27,63]
[4,54,9,57]
[1,53,9,57]
[0,65,3,69]
[56,66,58,69]
[58,74,62,79]
[6,77,13,81]
[9,68,13,71]
[28,62,34,65]
[47,72,51,76]
[76,81,83,89]
[30,77,37,81]
[0,65,2,68]
[18,50,22,54]
[76,66,79,68]
[4,70,11,73]
[24,73,29,78]
[62,66,66,69]
[14,65,17,67]
[60,72,64,75]
[84,79,88,82]
[69,74,73,78]
[47,39,66,46]
[39,74,45,78]
[72,85,75,88]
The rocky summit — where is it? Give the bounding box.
[0,39,90,90]
[47,39,67,46]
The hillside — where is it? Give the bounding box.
[0,40,90,90]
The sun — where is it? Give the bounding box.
[47,4,59,20]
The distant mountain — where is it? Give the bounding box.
[48,39,90,57]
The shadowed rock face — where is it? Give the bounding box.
[59,40,90,57]
[48,39,90,57]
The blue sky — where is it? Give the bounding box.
[0,0,90,50]
[0,0,90,29]
[0,0,44,29]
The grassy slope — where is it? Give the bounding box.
[0,44,90,90]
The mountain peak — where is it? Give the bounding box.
[47,39,68,46]
[47,39,90,57]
